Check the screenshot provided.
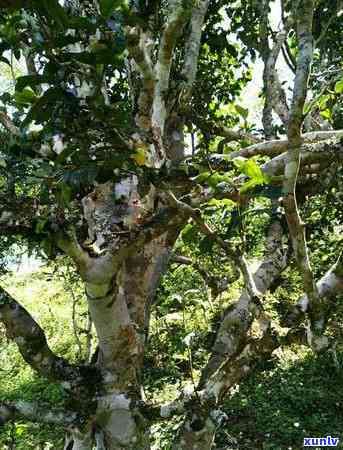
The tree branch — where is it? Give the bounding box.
[0,286,99,385]
[126,27,155,130]
[212,130,343,161]
[55,228,92,278]
[180,0,210,102]
[283,0,327,347]
[264,27,290,126]
[0,400,79,426]
[198,220,288,387]
[170,254,234,296]
[284,253,343,332]
[151,0,191,143]
[0,111,20,136]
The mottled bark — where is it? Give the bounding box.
[74,178,182,449]
[0,286,97,386]
[284,254,343,329]
[172,221,287,449]
[199,220,287,386]
[64,430,94,450]
[0,401,79,426]
[283,0,327,350]
[181,0,210,102]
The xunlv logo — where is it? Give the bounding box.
[303,436,339,447]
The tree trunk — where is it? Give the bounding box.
[175,416,216,450]
[64,430,93,450]
[73,182,177,449]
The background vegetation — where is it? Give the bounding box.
[1,196,342,449]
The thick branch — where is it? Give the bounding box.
[199,220,288,386]
[0,111,20,136]
[264,27,290,126]
[126,27,155,130]
[55,228,93,278]
[0,400,79,426]
[0,286,98,384]
[283,0,325,343]
[181,0,210,101]
[215,130,343,160]
[284,254,343,338]
[151,0,191,141]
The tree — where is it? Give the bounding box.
[0,0,342,449]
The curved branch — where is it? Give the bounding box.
[283,0,326,346]
[199,220,288,387]
[55,228,92,277]
[151,0,191,140]
[284,253,343,332]
[0,286,99,385]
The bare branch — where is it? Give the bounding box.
[213,130,343,160]
[199,220,288,386]
[283,0,327,348]
[181,0,210,101]
[264,27,290,126]
[126,27,155,130]
[55,228,92,277]
[0,400,79,426]
[0,111,20,136]
[0,286,98,384]
[151,0,191,142]
[284,253,343,332]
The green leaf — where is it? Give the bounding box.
[207,198,236,207]
[320,109,332,121]
[335,79,343,94]
[100,0,122,18]
[193,171,211,183]
[181,224,197,243]
[35,218,48,234]
[132,147,146,166]
[22,87,67,126]
[317,94,330,110]
[199,235,215,253]
[233,156,247,171]
[240,178,260,193]
[234,157,266,184]
[16,75,49,92]
[14,88,38,105]
[235,104,249,120]
[38,0,69,28]
[243,159,264,181]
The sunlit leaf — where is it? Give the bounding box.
[335,79,343,94]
